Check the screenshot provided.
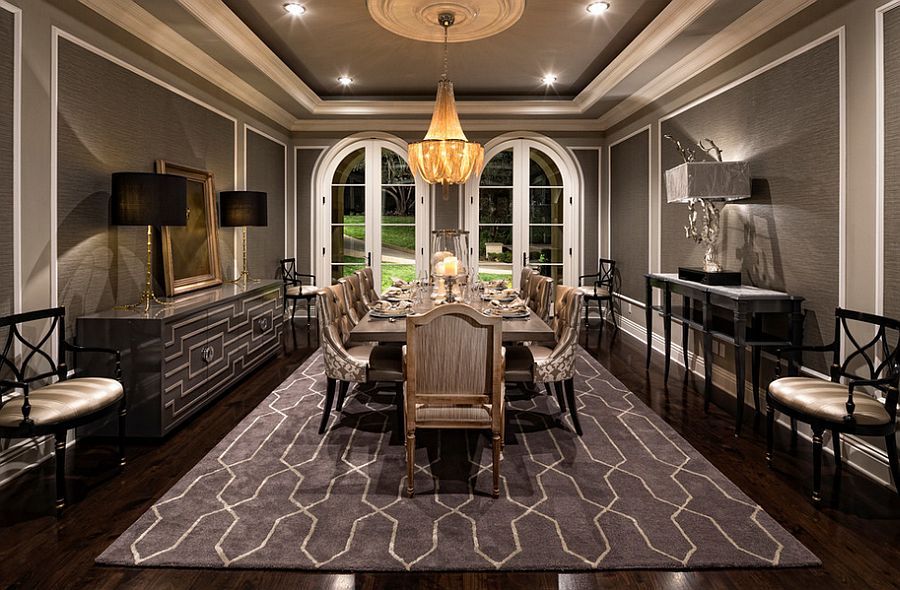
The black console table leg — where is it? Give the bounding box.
[751,314,762,414]
[682,296,691,368]
[702,297,713,413]
[733,311,748,437]
[663,287,672,383]
[645,278,653,369]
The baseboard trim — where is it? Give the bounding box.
[0,435,58,488]
[615,314,896,491]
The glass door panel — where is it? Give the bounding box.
[379,148,417,291]
[528,148,564,284]
[479,150,514,283]
[330,149,366,284]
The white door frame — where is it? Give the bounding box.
[464,133,581,288]
[315,133,430,287]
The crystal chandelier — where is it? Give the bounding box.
[407,13,484,195]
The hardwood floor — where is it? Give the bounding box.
[0,320,897,589]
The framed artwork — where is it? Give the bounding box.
[154,160,223,296]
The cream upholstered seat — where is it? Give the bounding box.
[766,307,900,503]
[317,283,403,434]
[286,284,319,297]
[0,307,126,514]
[505,285,584,435]
[404,304,505,498]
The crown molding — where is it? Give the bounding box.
[573,0,717,110]
[291,118,607,133]
[596,0,819,130]
[78,0,296,128]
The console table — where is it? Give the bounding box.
[76,280,282,437]
[645,273,804,435]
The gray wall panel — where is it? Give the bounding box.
[57,39,236,335]
[610,131,650,302]
[660,39,840,368]
[246,129,285,279]
[0,9,13,353]
[575,149,599,276]
[295,148,322,276]
[434,184,461,230]
[885,7,900,320]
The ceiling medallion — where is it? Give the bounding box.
[367,0,525,43]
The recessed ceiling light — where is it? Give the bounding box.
[283,3,306,16]
[542,74,558,85]
[586,2,610,14]
[338,75,353,86]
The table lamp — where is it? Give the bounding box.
[111,172,187,311]
[219,190,268,285]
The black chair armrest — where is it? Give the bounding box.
[294,273,317,284]
[843,375,898,422]
[0,379,29,393]
[773,342,837,377]
[578,273,600,286]
[64,341,121,361]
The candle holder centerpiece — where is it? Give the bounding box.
[431,229,470,303]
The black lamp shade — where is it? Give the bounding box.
[111,172,188,226]
[219,191,268,227]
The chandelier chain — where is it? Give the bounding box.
[441,22,449,80]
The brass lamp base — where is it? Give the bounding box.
[115,225,176,313]
[227,227,261,286]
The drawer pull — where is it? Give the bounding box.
[201,345,215,363]
[256,316,271,332]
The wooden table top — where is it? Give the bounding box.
[348,304,556,345]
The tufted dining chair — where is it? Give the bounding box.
[359,267,381,304]
[505,285,585,435]
[404,304,505,498]
[353,269,377,307]
[519,267,538,304]
[527,274,554,324]
[316,284,403,434]
[0,307,126,514]
[338,273,369,326]
[766,308,900,503]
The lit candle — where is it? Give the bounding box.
[435,261,445,276]
[444,256,458,276]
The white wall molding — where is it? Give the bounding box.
[291,118,606,133]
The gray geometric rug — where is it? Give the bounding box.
[97,349,819,571]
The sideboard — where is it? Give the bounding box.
[76,280,283,438]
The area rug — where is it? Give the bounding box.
[97,349,819,571]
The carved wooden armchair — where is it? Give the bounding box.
[404,304,505,498]
[767,307,900,503]
[277,258,318,329]
[0,307,126,514]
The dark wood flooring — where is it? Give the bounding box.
[1,321,898,589]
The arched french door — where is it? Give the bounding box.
[466,136,580,288]
[317,136,429,291]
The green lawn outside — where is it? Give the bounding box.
[341,215,416,252]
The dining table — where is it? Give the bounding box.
[347,300,556,345]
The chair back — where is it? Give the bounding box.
[832,309,900,396]
[338,273,368,325]
[596,259,615,291]
[316,284,352,344]
[360,267,380,303]
[406,304,502,400]
[528,275,554,323]
[278,258,298,284]
[519,267,537,299]
[353,269,375,306]
[316,285,366,382]
[0,308,68,395]
[532,287,583,383]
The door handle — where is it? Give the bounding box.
[367,252,372,266]
[523,252,528,267]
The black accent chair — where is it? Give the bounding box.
[766,308,900,503]
[278,258,318,329]
[0,307,126,514]
[579,258,617,336]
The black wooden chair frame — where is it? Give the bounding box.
[767,307,900,503]
[278,257,318,330]
[0,307,125,514]
[579,258,618,336]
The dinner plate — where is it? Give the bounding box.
[369,308,412,319]
[483,308,530,319]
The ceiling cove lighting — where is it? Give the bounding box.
[586,2,610,14]
[338,75,353,85]
[542,74,558,85]
[407,12,484,196]
[283,3,306,16]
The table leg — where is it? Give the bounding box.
[734,311,748,437]
[682,296,691,367]
[751,313,762,414]
[663,286,672,382]
[789,303,804,377]
[702,296,713,413]
[645,278,653,369]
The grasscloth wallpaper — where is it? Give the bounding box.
[295,148,323,275]
[574,149,599,276]
[57,39,235,334]
[660,38,840,367]
[609,131,649,302]
[884,7,900,320]
[0,8,13,350]
[246,129,285,280]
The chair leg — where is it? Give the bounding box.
[336,381,350,411]
[832,431,842,471]
[306,299,311,329]
[319,378,337,434]
[553,381,567,412]
[291,299,297,321]
[597,302,605,341]
[492,432,501,498]
[886,433,900,497]
[406,431,416,497]
[54,430,67,515]
[812,427,825,504]
[564,378,582,436]
[766,403,775,468]
[118,397,127,468]
[543,383,554,398]
[584,300,589,328]
[790,418,799,450]
[394,383,404,432]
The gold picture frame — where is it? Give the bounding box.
[154,160,223,296]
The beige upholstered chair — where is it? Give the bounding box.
[359,267,381,304]
[338,273,369,326]
[353,269,377,307]
[404,304,505,498]
[506,285,585,435]
[0,307,126,514]
[519,267,538,303]
[767,308,900,503]
[527,274,554,324]
[316,284,403,434]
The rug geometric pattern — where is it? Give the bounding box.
[97,349,819,571]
